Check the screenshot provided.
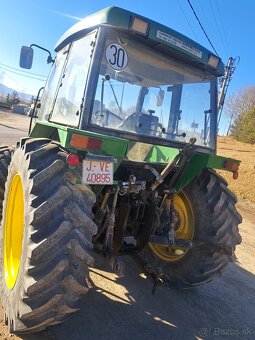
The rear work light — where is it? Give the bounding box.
[70,133,102,150]
[208,55,220,68]
[66,153,79,167]
[129,16,149,36]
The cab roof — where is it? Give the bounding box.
[55,6,224,76]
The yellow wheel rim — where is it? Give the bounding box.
[4,174,24,289]
[149,191,195,262]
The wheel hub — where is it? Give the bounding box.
[149,191,195,262]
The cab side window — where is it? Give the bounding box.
[50,31,96,127]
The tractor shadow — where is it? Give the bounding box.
[21,254,255,340]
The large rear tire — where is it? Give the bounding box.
[0,139,97,334]
[141,168,242,288]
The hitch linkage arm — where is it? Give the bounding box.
[149,138,197,250]
[150,137,196,192]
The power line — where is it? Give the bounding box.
[177,0,199,41]
[194,0,211,32]
[0,66,46,82]
[191,0,226,58]
[186,0,219,56]
[215,0,232,56]
[208,0,228,59]
[0,69,33,93]
[0,62,47,78]
[193,0,220,53]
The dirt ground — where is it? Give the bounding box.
[0,111,254,339]
[217,136,255,202]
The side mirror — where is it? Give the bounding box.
[156,89,165,107]
[20,46,34,69]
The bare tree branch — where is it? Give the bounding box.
[224,85,255,119]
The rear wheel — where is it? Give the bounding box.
[0,139,97,334]
[141,168,242,288]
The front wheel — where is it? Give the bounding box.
[141,168,242,288]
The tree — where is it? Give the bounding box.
[11,90,20,105]
[6,93,10,104]
[6,91,20,105]
[225,85,255,121]
[231,108,255,144]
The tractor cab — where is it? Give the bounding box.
[22,6,224,153]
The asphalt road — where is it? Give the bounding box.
[0,110,254,340]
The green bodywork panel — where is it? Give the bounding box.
[30,121,238,193]
[146,145,179,163]
[30,121,128,158]
[174,153,235,192]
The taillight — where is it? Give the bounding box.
[66,153,79,167]
[224,160,240,180]
[224,160,239,172]
[70,133,102,150]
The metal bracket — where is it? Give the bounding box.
[85,152,117,163]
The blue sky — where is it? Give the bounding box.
[0,0,254,133]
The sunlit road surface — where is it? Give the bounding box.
[0,110,29,145]
[0,110,254,340]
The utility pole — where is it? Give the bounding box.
[226,113,234,135]
[217,56,240,131]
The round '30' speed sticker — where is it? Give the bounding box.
[105,43,128,71]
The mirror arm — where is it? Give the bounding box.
[30,44,54,64]
[28,86,45,134]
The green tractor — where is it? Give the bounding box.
[0,7,241,334]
